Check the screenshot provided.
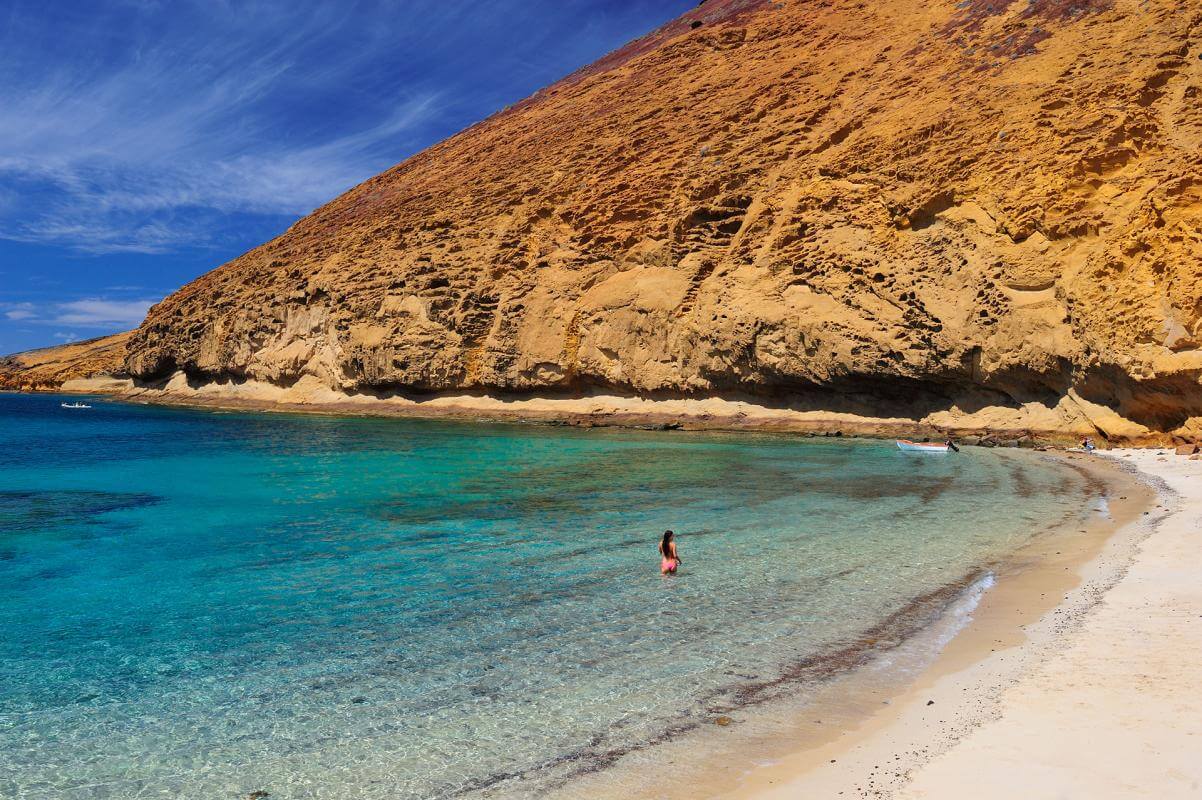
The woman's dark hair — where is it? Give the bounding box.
[661,530,674,555]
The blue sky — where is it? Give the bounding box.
[0,0,696,354]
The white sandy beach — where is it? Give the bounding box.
[732,449,1202,799]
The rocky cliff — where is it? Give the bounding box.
[0,332,131,392]
[120,0,1202,438]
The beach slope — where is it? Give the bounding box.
[740,449,1202,798]
[899,450,1202,798]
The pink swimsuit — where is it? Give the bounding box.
[661,557,678,574]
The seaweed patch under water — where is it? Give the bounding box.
[0,490,161,534]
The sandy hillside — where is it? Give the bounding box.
[8,0,1202,442]
[0,332,131,391]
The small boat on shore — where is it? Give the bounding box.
[896,439,949,453]
[60,402,92,409]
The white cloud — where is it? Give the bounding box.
[1,297,158,328]
[5,303,36,320]
[53,298,156,327]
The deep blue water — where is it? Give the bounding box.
[0,393,1094,799]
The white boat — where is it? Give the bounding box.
[60,402,92,409]
[896,439,949,453]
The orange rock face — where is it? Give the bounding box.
[125,0,1202,434]
[0,333,131,391]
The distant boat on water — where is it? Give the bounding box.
[896,440,950,453]
[60,402,91,409]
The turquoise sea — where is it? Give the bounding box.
[0,393,1100,799]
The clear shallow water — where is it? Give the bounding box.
[0,393,1095,799]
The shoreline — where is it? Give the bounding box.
[7,390,1193,796]
[37,372,1187,446]
[538,449,1159,800]
[717,449,1200,799]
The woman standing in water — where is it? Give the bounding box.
[658,530,681,575]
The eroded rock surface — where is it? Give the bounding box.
[0,333,131,391]
[121,0,1202,437]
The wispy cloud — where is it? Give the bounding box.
[0,0,696,259]
[1,297,157,328]
[54,298,156,327]
[5,303,36,320]
[0,1,445,253]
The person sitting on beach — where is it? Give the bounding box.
[1083,437,1096,452]
[658,530,682,575]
